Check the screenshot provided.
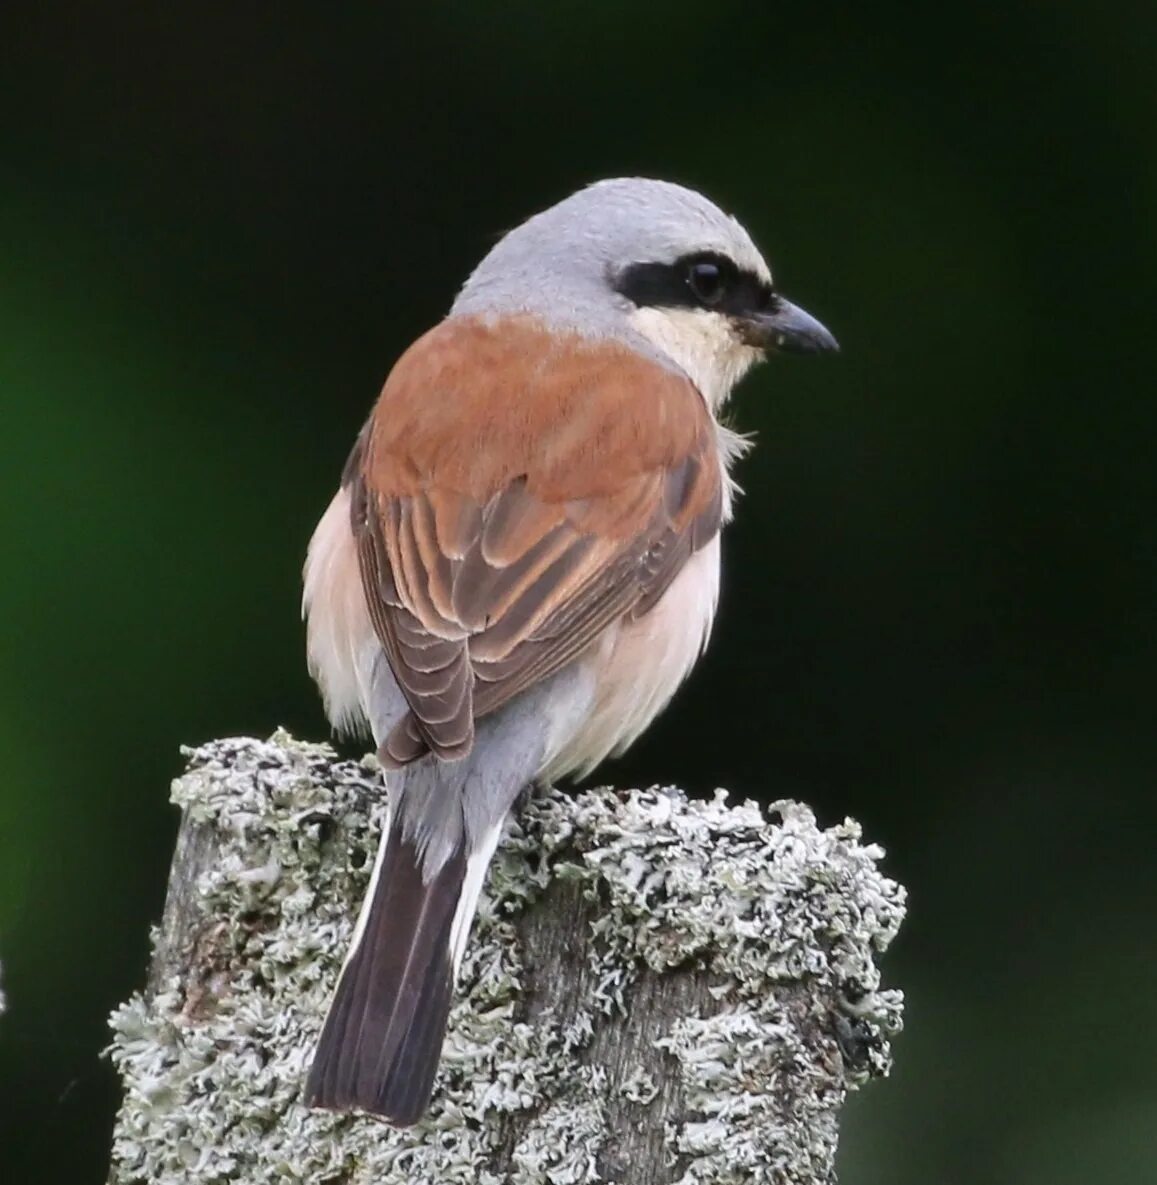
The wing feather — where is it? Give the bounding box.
[348,315,725,766]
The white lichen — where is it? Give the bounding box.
[108,732,905,1184]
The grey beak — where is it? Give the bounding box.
[741,298,839,354]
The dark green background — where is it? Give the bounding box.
[3,4,1155,1182]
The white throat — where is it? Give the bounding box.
[628,306,763,411]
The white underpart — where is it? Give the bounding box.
[302,487,375,738]
[541,534,723,783]
[628,306,763,412]
[715,420,755,524]
[447,821,504,978]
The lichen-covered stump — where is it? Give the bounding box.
[108,732,905,1185]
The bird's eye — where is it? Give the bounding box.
[687,261,726,307]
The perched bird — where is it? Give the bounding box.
[302,177,837,1124]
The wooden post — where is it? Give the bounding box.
[108,732,905,1184]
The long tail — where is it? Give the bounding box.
[304,720,538,1121]
[305,667,591,1123]
[304,809,481,1124]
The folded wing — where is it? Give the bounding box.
[346,315,723,767]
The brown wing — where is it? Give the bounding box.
[348,314,723,767]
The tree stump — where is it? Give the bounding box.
[108,732,905,1184]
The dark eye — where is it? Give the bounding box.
[687,261,726,306]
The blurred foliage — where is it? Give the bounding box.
[1,3,1155,1182]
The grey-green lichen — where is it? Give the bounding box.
[108,732,905,1185]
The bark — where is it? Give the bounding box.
[108,732,905,1185]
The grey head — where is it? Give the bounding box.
[451,178,838,405]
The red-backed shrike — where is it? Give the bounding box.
[302,178,837,1124]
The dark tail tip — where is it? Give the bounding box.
[304,830,466,1125]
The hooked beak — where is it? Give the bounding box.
[739,297,840,355]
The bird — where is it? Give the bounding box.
[301,177,838,1125]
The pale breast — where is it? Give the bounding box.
[303,486,398,741]
[541,534,722,782]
